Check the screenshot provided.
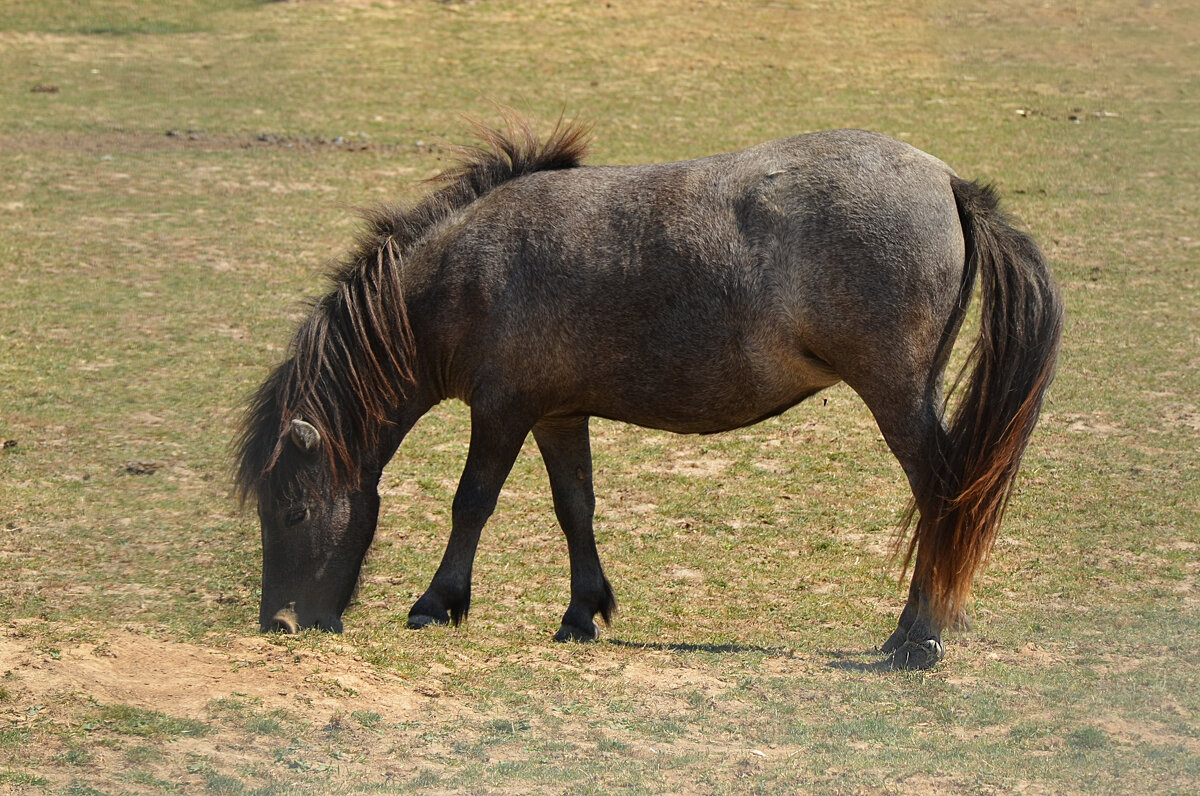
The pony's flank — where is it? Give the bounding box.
[235,119,594,501]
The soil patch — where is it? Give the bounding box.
[0,624,437,724]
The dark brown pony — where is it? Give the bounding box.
[237,117,1062,669]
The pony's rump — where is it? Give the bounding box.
[902,177,1064,626]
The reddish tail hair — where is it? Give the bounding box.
[902,178,1064,627]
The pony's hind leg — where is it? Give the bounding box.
[532,417,616,642]
[407,405,532,630]
[879,567,945,669]
[854,386,951,670]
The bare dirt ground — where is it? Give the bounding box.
[0,622,470,791]
[0,624,432,724]
[0,620,799,792]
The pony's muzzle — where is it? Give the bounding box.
[265,607,301,634]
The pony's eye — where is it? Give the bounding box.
[283,506,309,527]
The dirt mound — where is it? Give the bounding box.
[0,624,441,724]
[0,623,472,791]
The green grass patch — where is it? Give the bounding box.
[350,709,382,731]
[0,769,48,787]
[0,726,32,750]
[208,696,298,737]
[90,705,210,740]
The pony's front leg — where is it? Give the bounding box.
[407,408,531,630]
[532,417,615,642]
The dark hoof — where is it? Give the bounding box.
[406,613,450,631]
[890,638,945,670]
[879,624,908,655]
[553,621,600,642]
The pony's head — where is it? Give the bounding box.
[243,415,383,633]
[235,245,414,634]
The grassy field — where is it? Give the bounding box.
[1,0,1197,793]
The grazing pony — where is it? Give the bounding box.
[237,118,1062,669]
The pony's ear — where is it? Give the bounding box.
[289,419,322,455]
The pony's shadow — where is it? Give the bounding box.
[821,650,901,673]
[604,639,899,672]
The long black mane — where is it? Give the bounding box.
[235,117,592,502]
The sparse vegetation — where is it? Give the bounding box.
[89,704,210,740]
[1,0,1196,792]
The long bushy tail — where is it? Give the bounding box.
[904,178,1064,627]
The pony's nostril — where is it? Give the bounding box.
[266,608,300,634]
[269,618,298,634]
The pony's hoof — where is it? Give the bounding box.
[553,621,600,642]
[890,638,944,670]
[406,613,449,631]
[879,624,909,655]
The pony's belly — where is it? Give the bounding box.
[582,362,840,435]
